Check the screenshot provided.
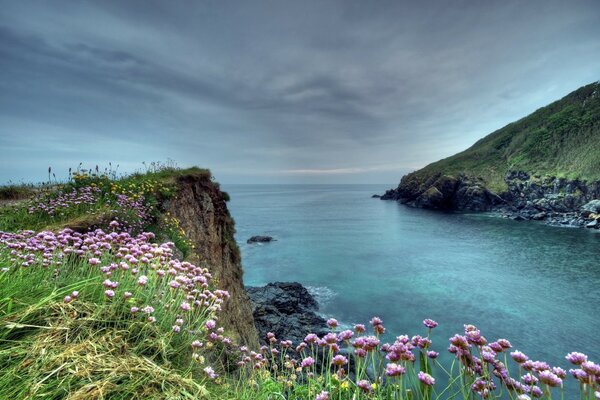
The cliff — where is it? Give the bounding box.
[382,81,600,227]
[161,170,259,348]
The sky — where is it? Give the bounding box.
[0,0,599,185]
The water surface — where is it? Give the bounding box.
[224,184,600,390]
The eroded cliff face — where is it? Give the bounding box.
[162,172,259,348]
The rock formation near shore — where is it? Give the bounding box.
[382,81,600,228]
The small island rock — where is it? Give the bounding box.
[247,235,274,244]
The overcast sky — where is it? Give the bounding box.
[1,0,599,184]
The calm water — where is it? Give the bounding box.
[224,184,600,392]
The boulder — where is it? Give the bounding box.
[246,282,327,345]
[581,200,600,214]
[371,194,381,198]
[247,235,274,244]
[586,219,598,228]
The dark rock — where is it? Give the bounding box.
[247,235,275,244]
[371,194,381,198]
[512,215,527,221]
[531,212,547,220]
[246,282,327,345]
[586,219,598,228]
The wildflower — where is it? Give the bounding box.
[205,320,216,330]
[427,350,439,359]
[423,318,438,329]
[511,351,529,363]
[301,357,315,368]
[204,366,218,379]
[71,291,79,298]
[304,333,319,343]
[130,306,139,313]
[354,324,366,333]
[522,373,538,385]
[497,339,512,349]
[326,318,339,329]
[172,325,181,333]
[142,305,154,314]
[88,257,100,265]
[315,391,329,400]
[104,289,115,298]
[386,363,406,377]
[137,275,148,285]
[357,380,372,393]
[331,355,348,366]
[63,295,72,303]
[180,302,191,311]
[338,329,353,341]
[192,340,203,349]
[418,371,435,386]
[538,370,562,387]
[123,291,133,299]
[148,316,156,323]
[565,352,587,365]
[582,361,600,376]
[517,395,531,400]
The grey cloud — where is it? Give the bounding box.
[0,0,599,184]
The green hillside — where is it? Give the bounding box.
[410,81,600,193]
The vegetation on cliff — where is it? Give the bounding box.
[1,166,599,399]
[398,81,600,194]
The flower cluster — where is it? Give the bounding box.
[27,186,101,216]
[0,226,232,381]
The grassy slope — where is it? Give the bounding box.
[0,167,222,399]
[407,81,600,193]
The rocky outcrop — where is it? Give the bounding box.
[382,169,600,229]
[246,282,327,345]
[162,171,259,348]
[381,173,504,211]
[247,235,274,244]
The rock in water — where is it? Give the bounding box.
[582,200,600,214]
[246,282,327,345]
[247,235,274,244]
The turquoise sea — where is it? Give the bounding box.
[224,184,600,392]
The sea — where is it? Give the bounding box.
[223,184,600,396]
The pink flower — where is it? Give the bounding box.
[204,366,217,379]
[205,320,216,330]
[301,357,315,368]
[326,318,339,329]
[137,275,148,286]
[331,355,348,366]
[180,302,191,311]
[418,371,435,386]
[104,289,115,298]
[315,391,329,400]
[423,318,438,329]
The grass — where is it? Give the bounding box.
[1,164,598,399]
[406,81,600,193]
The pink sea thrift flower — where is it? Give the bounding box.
[418,371,435,386]
[104,289,115,298]
[204,366,217,379]
[301,357,315,368]
[357,380,372,393]
[386,363,406,377]
[315,391,329,400]
[566,352,587,365]
[137,275,148,286]
[331,355,348,366]
[423,319,438,329]
[511,350,529,363]
[326,318,338,329]
[180,302,191,311]
[205,320,216,330]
